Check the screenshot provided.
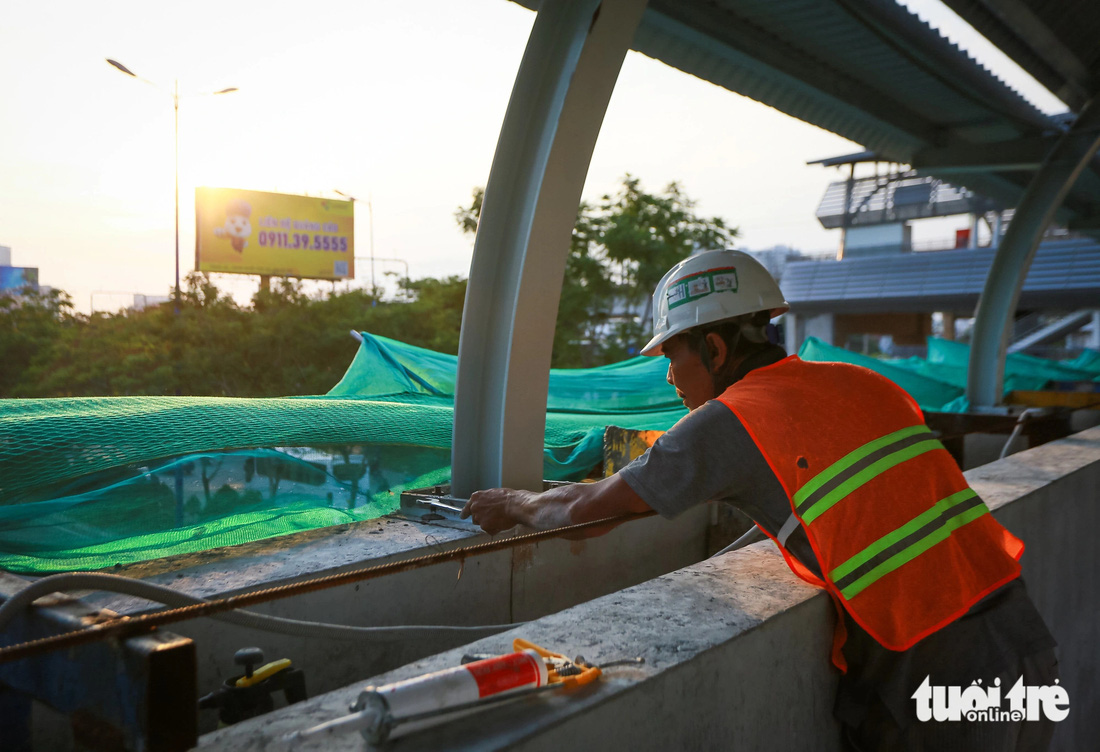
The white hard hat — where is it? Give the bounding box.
[641,249,789,356]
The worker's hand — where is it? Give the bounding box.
[461,477,649,536]
[460,488,534,534]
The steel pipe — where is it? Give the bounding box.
[966,98,1100,408]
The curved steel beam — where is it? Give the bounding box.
[966,97,1100,409]
[451,0,647,496]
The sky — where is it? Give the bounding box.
[0,0,1067,313]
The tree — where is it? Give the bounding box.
[454,175,737,365]
[0,176,737,398]
[0,287,76,395]
[0,274,472,398]
[597,175,736,321]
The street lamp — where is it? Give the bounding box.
[106,59,237,313]
[358,256,410,300]
[334,190,375,294]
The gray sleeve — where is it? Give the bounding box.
[619,400,822,577]
[618,400,790,534]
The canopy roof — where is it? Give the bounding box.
[940,0,1100,113]
[513,0,1100,230]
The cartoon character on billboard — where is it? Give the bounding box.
[213,198,252,253]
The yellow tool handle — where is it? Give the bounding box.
[512,638,556,659]
[512,639,602,688]
[235,658,292,688]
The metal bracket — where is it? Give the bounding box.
[397,482,574,530]
[398,485,479,529]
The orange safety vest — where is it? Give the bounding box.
[715,356,1023,669]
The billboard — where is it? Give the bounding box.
[195,187,355,280]
[0,266,39,294]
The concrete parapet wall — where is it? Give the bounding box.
[967,427,1099,751]
[200,425,1099,751]
[199,545,837,752]
[74,502,711,735]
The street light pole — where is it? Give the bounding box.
[106,59,237,314]
[356,256,410,300]
[368,195,375,295]
[174,79,180,314]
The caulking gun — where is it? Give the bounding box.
[284,639,614,748]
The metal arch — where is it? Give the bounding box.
[450,0,648,497]
[966,97,1100,409]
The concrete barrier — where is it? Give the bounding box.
[62,500,713,737]
[199,424,1100,751]
[968,426,1099,751]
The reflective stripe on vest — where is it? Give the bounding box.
[793,424,991,600]
[829,487,987,599]
[794,424,942,524]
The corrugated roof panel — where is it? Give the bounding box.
[633,5,930,160]
[652,0,1048,132]
[713,0,1033,128]
[941,0,1100,110]
[783,239,1100,312]
[510,0,1100,225]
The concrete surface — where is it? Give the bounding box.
[197,543,834,752]
[38,500,712,736]
[198,425,1100,752]
[967,427,1099,752]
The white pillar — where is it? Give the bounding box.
[783,313,801,355]
[450,0,648,496]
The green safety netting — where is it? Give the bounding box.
[797,337,1100,413]
[0,333,685,573]
[3,332,1094,574]
[1065,348,1100,373]
[926,337,1100,385]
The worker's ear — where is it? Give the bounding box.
[704,332,729,371]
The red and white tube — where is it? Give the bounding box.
[353,649,548,744]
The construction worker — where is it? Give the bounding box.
[462,249,1058,751]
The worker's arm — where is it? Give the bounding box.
[460,473,652,536]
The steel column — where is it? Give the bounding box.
[966,98,1100,408]
[451,0,647,496]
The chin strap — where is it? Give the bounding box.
[765,322,779,345]
[714,339,780,394]
[694,316,782,395]
[700,326,743,395]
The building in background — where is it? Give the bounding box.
[0,245,42,298]
[780,158,1100,358]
